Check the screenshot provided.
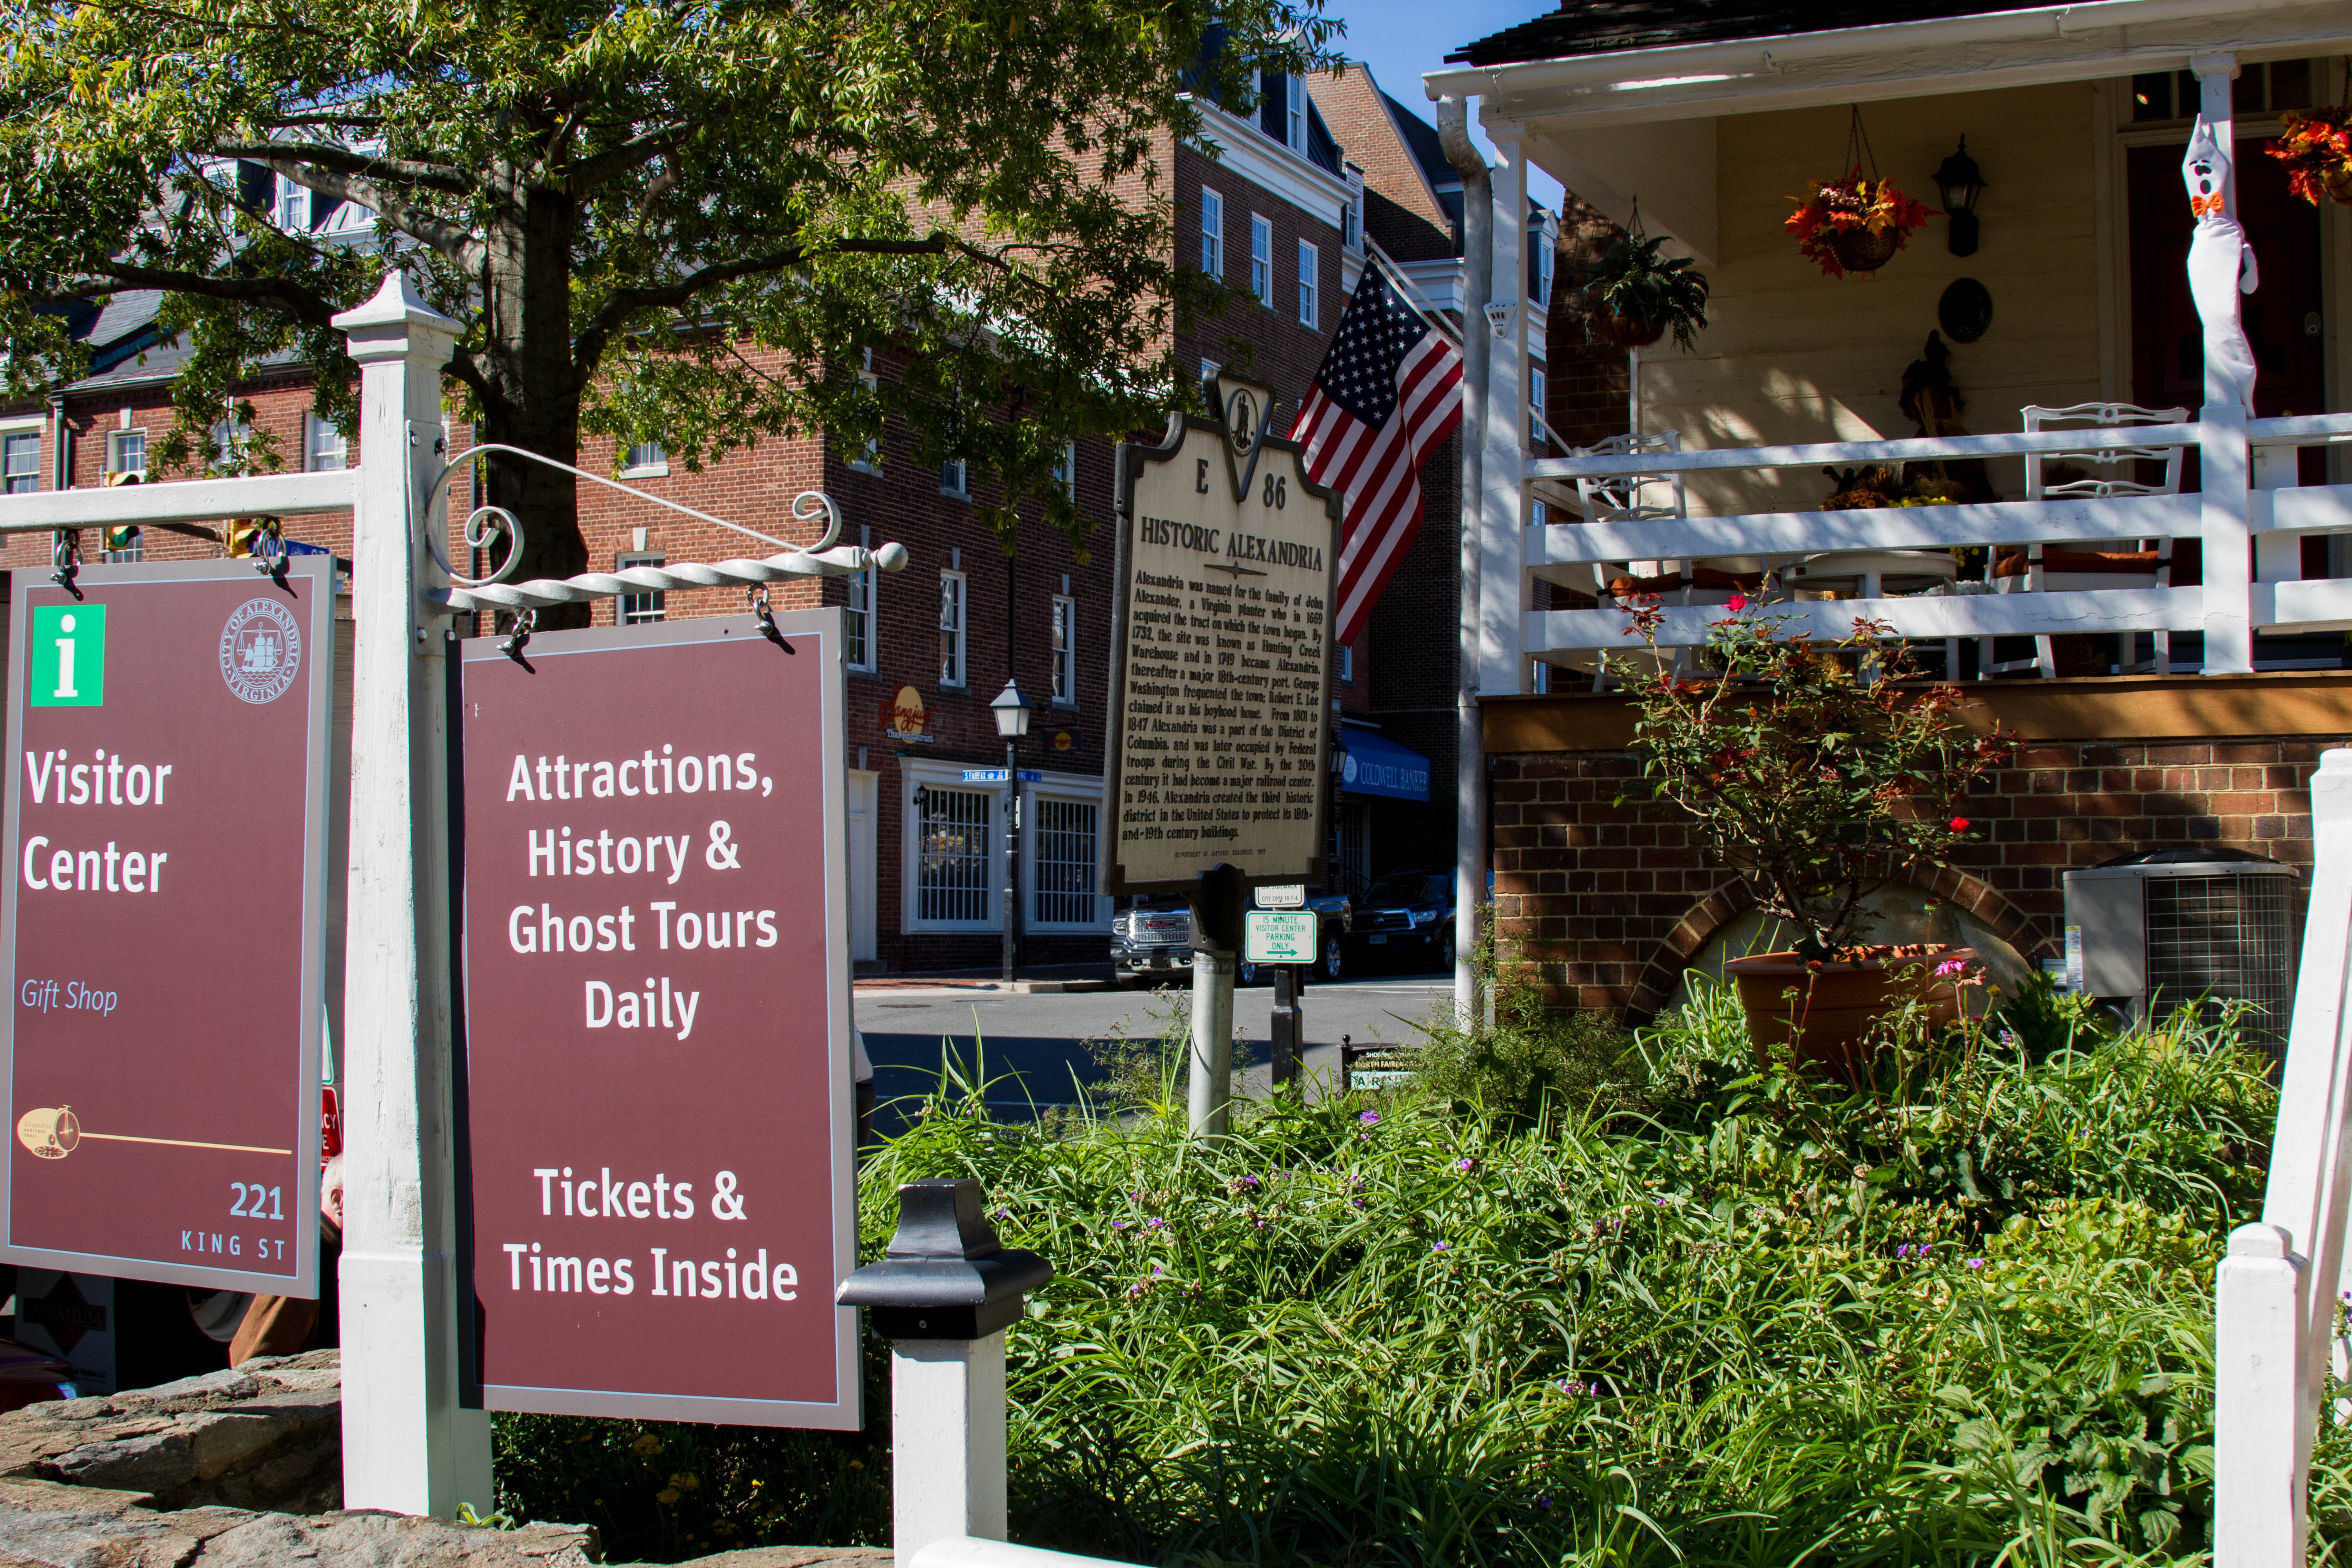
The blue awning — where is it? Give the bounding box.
[1338,727,1431,802]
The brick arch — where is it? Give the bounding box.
[1619,870,2053,1024]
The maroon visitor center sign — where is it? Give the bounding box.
[0,560,334,1294]
[459,611,857,1427]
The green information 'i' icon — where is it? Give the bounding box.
[30,604,106,708]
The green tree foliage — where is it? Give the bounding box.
[0,0,1332,596]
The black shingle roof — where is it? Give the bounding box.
[1447,1,2057,67]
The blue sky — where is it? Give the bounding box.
[1318,0,1567,210]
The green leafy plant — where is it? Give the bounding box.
[1585,229,1710,352]
[491,982,2313,1565]
[1617,603,2015,960]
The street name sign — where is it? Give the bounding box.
[1243,911,1318,965]
[0,560,334,1294]
[458,611,857,1427]
[1107,378,1341,893]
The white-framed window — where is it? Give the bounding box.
[1530,235,1555,308]
[1031,797,1102,926]
[1051,594,1077,706]
[617,551,666,624]
[276,173,308,232]
[1343,168,1365,255]
[1285,74,1307,155]
[1531,498,1550,527]
[1529,367,1548,447]
[1051,439,1076,500]
[846,525,877,672]
[2,428,38,495]
[1250,215,1273,306]
[940,454,968,496]
[1339,642,1354,684]
[1200,187,1224,278]
[851,348,882,474]
[938,568,967,687]
[621,441,667,477]
[106,428,146,480]
[305,412,347,471]
[1297,240,1319,329]
[913,781,993,926]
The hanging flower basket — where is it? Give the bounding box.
[1786,108,1931,279]
[1592,309,1667,350]
[1788,171,1931,278]
[2270,108,2352,206]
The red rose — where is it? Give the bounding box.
[1949,816,1970,831]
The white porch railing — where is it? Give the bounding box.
[1520,407,2352,677]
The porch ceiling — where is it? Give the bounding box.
[1426,0,2352,275]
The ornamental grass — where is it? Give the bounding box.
[495,980,2341,1566]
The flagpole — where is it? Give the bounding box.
[1436,99,1490,1027]
[1363,238,1466,349]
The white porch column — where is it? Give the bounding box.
[331,273,491,1515]
[1478,123,1528,697]
[2193,54,2257,675]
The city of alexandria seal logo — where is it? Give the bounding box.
[219,599,302,704]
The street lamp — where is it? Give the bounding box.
[1934,136,1987,257]
[991,678,1033,984]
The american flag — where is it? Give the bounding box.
[1291,263,1465,646]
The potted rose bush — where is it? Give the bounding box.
[1615,600,2014,1078]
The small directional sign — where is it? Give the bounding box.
[962,768,1043,784]
[1244,911,1318,965]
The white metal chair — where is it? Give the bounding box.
[1563,432,1768,686]
[1981,402,2189,678]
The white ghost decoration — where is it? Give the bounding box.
[2181,114,2260,415]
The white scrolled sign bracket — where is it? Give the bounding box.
[413,443,904,619]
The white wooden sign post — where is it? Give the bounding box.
[331,276,490,1514]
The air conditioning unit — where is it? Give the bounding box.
[2063,848,2299,1057]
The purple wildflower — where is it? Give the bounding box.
[1456,1157,1478,1172]
[1432,1241,1450,1252]
[1965,1258,1985,1270]
[1934,958,1968,979]
[1359,1110,1381,1126]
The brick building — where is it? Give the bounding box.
[2,71,1480,976]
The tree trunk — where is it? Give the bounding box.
[476,165,590,629]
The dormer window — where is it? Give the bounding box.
[1343,168,1365,255]
[275,174,308,232]
[1286,75,1306,154]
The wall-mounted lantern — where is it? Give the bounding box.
[1934,137,1987,256]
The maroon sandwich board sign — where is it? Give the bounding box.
[458,609,858,1427]
[0,558,334,1295]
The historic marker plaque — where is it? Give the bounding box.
[0,559,334,1294]
[458,611,857,1427]
[1107,379,1341,892]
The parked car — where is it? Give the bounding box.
[1344,871,1456,974]
[1110,899,1195,989]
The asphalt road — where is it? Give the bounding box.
[855,971,1455,1122]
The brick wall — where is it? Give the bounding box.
[1488,733,2337,1019]
[1545,195,1632,451]
[1176,143,1347,421]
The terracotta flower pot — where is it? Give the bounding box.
[1592,309,1666,349]
[1724,944,1975,1084]
[1828,225,1904,273]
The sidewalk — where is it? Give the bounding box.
[851,962,1118,995]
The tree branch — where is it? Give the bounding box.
[568,236,976,382]
[564,125,687,196]
[66,262,340,325]
[204,138,471,194]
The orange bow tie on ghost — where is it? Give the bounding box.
[2190,192,2226,217]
